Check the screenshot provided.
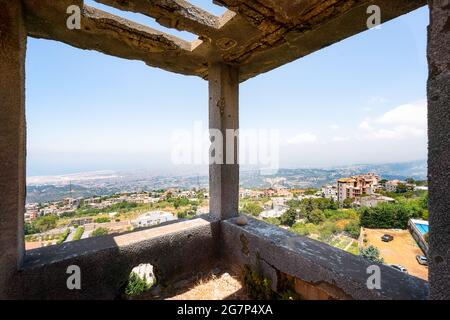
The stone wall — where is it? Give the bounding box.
[2,216,219,300]
[220,217,429,300]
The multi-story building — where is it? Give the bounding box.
[322,185,338,200]
[385,180,404,192]
[337,173,380,203]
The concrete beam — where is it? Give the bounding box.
[427,0,450,300]
[94,0,221,38]
[209,63,239,220]
[218,0,427,81]
[0,0,27,299]
[23,0,209,78]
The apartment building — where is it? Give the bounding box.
[337,173,380,203]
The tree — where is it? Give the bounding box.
[361,246,384,264]
[343,198,354,209]
[280,208,297,227]
[344,221,361,239]
[33,215,58,233]
[242,202,263,217]
[359,201,422,229]
[307,209,325,225]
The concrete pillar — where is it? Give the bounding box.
[0,1,27,298]
[208,63,239,220]
[427,0,450,300]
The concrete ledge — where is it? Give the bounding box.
[7,215,219,299]
[221,217,429,300]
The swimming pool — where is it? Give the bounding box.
[415,223,429,235]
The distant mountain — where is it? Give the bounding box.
[26,160,426,203]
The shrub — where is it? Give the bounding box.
[361,246,384,264]
[291,223,317,236]
[344,221,361,239]
[125,272,154,297]
[280,208,297,227]
[241,202,264,217]
[33,215,58,233]
[307,209,325,225]
[91,227,109,237]
[264,217,281,226]
[95,217,111,223]
[56,228,70,245]
[72,227,85,241]
[318,222,339,242]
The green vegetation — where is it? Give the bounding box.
[279,208,297,227]
[244,268,275,300]
[25,215,59,234]
[124,272,154,297]
[177,210,195,220]
[91,227,109,237]
[94,217,111,223]
[360,245,384,264]
[359,200,424,229]
[69,201,141,218]
[291,222,317,236]
[344,221,361,239]
[264,217,281,226]
[241,202,264,217]
[307,209,325,225]
[72,227,85,241]
[56,228,70,245]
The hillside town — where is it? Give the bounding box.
[24,173,429,280]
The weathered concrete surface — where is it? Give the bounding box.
[427,0,450,300]
[0,0,27,300]
[10,216,219,299]
[209,63,239,220]
[22,0,426,81]
[221,217,429,300]
[23,0,209,78]
[95,0,221,38]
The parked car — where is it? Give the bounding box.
[389,264,408,274]
[416,255,428,266]
[381,234,394,242]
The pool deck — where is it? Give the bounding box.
[362,228,428,281]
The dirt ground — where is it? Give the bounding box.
[362,228,428,281]
[166,271,248,300]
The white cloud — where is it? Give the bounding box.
[359,120,373,131]
[358,100,427,141]
[332,136,351,143]
[377,100,427,126]
[330,124,340,130]
[287,133,318,145]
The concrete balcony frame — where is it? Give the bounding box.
[0,0,448,299]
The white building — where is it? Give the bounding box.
[385,180,405,192]
[132,211,176,228]
[322,185,338,200]
[259,207,288,219]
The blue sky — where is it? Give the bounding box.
[26,2,429,176]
